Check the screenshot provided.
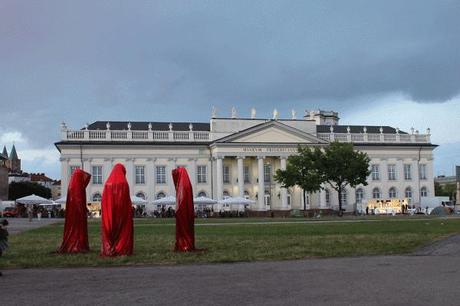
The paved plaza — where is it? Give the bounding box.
[1,219,460,306]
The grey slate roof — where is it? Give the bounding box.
[316,125,407,134]
[9,144,18,160]
[86,121,210,131]
[1,146,8,159]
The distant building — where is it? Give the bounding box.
[56,108,436,212]
[0,155,8,200]
[30,173,54,189]
[2,145,21,174]
[51,180,61,200]
[434,175,456,187]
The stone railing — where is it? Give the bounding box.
[317,132,431,144]
[63,129,212,142]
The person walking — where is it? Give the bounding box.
[0,219,9,276]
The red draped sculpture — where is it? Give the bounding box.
[173,167,195,252]
[58,168,91,254]
[57,169,91,254]
[100,163,134,256]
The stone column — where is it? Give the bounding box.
[60,158,69,198]
[189,158,197,196]
[216,157,223,200]
[257,156,265,211]
[237,156,245,197]
[146,158,155,201]
[320,188,326,208]
[168,158,176,196]
[125,158,134,194]
[280,157,288,210]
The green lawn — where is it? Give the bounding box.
[2,217,460,268]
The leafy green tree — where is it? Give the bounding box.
[274,146,324,210]
[320,142,371,216]
[8,181,52,200]
[435,182,457,201]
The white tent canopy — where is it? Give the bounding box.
[151,195,176,206]
[54,196,67,204]
[193,196,217,205]
[16,194,53,206]
[131,195,148,205]
[217,196,255,211]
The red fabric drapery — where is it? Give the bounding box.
[100,163,133,256]
[173,167,195,252]
[58,168,91,254]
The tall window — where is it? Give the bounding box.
[404,164,412,180]
[92,166,102,185]
[355,188,364,203]
[197,165,207,183]
[388,187,397,198]
[243,166,250,183]
[372,187,381,199]
[197,191,207,197]
[340,190,347,206]
[419,164,427,180]
[420,187,428,197]
[371,165,380,180]
[388,164,396,180]
[405,187,412,203]
[325,189,330,207]
[223,165,230,183]
[156,166,166,184]
[135,165,145,184]
[264,164,272,183]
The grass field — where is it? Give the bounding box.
[2,217,460,269]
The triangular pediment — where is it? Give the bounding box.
[214,121,327,144]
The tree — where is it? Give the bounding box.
[8,181,52,200]
[274,146,324,210]
[320,142,370,216]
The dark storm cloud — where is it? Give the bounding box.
[1,0,459,147]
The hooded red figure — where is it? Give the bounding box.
[58,168,91,254]
[100,163,134,256]
[173,167,195,252]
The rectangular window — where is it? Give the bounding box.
[388,164,396,180]
[264,164,272,183]
[197,165,207,184]
[243,166,250,183]
[419,164,427,180]
[223,165,230,184]
[404,164,412,180]
[135,166,145,184]
[156,166,166,184]
[371,165,380,180]
[92,166,103,185]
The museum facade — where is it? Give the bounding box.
[55,109,436,212]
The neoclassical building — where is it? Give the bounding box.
[55,109,436,212]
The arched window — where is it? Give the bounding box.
[420,187,428,197]
[372,188,381,199]
[325,189,330,207]
[388,187,397,199]
[92,192,102,202]
[243,190,250,199]
[156,192,166,200]
[405,187,413,204]
[355,188,364,203]
[197,191,207,197]
[264,190,271,206]
[340,190,347,206]
[223,190,230,199]
[136,192,146,200]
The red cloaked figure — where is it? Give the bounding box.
[100,163,134,256]
[58,168,91,254]
[173,167,195,251]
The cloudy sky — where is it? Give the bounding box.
[1,0,459,179]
